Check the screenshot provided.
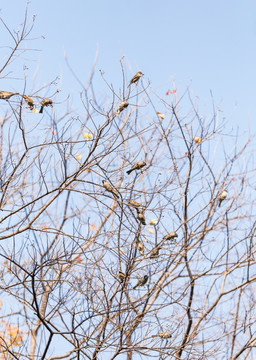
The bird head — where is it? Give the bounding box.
[138,71,144,76]
[144,275,148,280]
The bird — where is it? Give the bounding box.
[128,71,144,87]
[117,101,129,114]
[102,180,119,198]
[150,247,160,259]
[129,199,143,209]
[118,271,125,283]
[0,91,19,100]
[137,210,146,225]
[126,161,146,175]
[152,331,172,339]
[39,98,53,113]
[137,241,144,256]
[133,275,148,289]
[219,189,228,207]
[21,95,35,110]
[163,232,178,241]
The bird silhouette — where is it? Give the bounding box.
[150,247,160,259]
[102,180,119,198]
[21,95,35,110]
[133,275,148,289]
[219,189,228,207]
[128,71,144,87]
[128,199,143,209]
[163,232,178,241]
[137,210,146,225]
[0,91,19,100]
[39,98,53,113]
[137,241,144,256]
[117,101,129,114]
[126,161,146,175]
[118,271,125,283]
[152,331,172,339]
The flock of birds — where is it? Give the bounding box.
[101,72,228,339]
[0,91,53,113]
[102,157,177,339]
[0,72,228,340]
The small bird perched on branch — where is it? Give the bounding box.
[128,71,144,87]
[39,98,53,113]
[137,210,146,225]
[117,101,129,115]
[137,241,144,256]
[219,189,228,207]
[163,232,178,241]
[21,95,35,110]
[118,271,125,283]
[126,161,146,175]
[129,199,143,209]
[133,275,148,289]
[102,180,119,198]
[0,91,19,99]
[152,331,172,339]
[150,247,160,259]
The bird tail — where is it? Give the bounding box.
[219,200,222,207]
[113,191,119,198]
[39,106,44,114]
[126,169,132,175]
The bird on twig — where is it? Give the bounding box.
[163,232,178,241]
[118,271,125,283]
[137,210,146,225]
[39,98,53,113]
[137,241,144,256]
[117,101,129,115]
[129,199,144,209]
[21,95,35,110]
[126,161,146,175]
[128,71,144,87]
[219,189,228,207]
[150,247,160,259]
[133,275,148,289]
[152,331,172,339]
[0,91,19,100]
[102,180,119,198]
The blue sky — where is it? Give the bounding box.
[0,0,255,133]
[0,2,255,357]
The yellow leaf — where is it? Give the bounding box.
[156,112,165,120]
[194,136,202,144]
[6,325,23,346]
[83,132,93,139]
[149,219,157,225]
[32,108,39,113]
[76,154,82,161]
[147,227,154,234]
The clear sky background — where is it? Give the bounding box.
[0,0,255,135]
[0,1,255,357]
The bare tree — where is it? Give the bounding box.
[0,7,256,360]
